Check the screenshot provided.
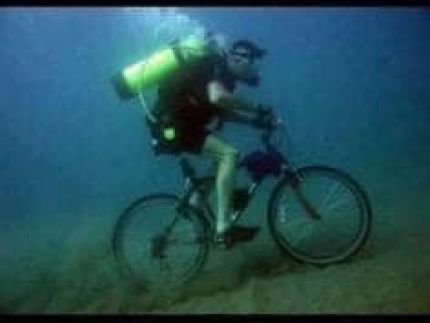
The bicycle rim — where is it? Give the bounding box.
[269,166,371,265]
[112,194,209,289]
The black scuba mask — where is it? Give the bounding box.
[230,52,262,87]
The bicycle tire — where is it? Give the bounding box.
[268,165,372,265]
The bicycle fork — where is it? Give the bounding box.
[286,166,322,221]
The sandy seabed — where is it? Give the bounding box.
[0,202,429,314]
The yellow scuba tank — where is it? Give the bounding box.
[112,34,213,100]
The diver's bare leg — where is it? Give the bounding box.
[202,135,238,235]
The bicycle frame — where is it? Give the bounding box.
[174,118,307,231]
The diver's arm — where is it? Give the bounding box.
[207,81,271,128]
[220,108,257,126]
[207,81,261,113]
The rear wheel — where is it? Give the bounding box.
[268,166,372,265]
[111,194,209,289]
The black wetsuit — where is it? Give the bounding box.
[151,53,236,154]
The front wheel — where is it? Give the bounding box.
[268,165,372,265]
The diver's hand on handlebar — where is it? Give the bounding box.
[255,104,272,116]
[252,105,277,129]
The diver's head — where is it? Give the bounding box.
[227,39,266,87]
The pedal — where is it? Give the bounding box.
[213,225,260,249]
[213,234,234,250]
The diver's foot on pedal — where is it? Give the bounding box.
[214,231,233,249]
[214,225,260,249]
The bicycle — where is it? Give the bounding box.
[111,108,372,290]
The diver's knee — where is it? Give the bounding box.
[222,147,239,166]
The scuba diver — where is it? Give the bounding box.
[113,34,273,246]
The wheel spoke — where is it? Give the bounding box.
[323,197,350,213]
[318,181,342,212]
